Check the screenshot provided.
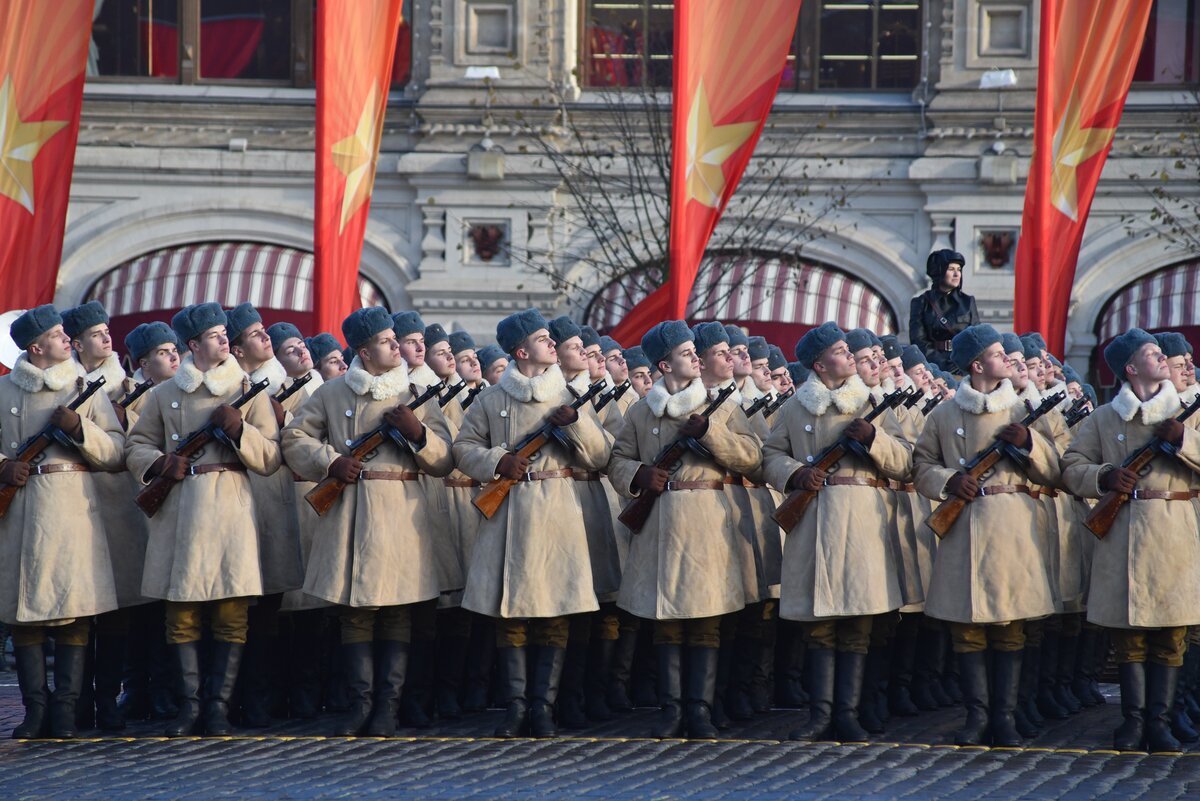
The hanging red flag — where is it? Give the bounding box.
[1013,0,1153,356]
[314,0,405,336]
[609,0,801,345]
[0,1,93,312]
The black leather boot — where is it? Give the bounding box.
[606,627,637,713]
[435,634,468,721]
[12,644,48,739]
[954,651,989,746]
[557,641,589,730]
[775,626,808,708]
[75,637,95,732]
[789,648,834,741]
[288,610,323,719]
[727,636,758,722]
[1070,627,1100,708]
[1054,634,1082,714]
[94,633,127,731]
[684,646,720,740]
[1112,661,1146,752]
[462,617,494,713]
[117,618,150,722]
[630,628,659,708]
[332,641,373,736]
[238,630,273,728]
[750,635,776,713]
[202,641,244,736]
[585,637,615,722]
[1145,661,1182,753]
[399,638,433,728]
[165,642,201,737]
[49,643,87,739]
[940,642,962,706]
[148,621,179,720]
[889,630,920,717]
[529,646,565,738]
[365,640,409,737]
[1091,631,1111,707]
[910,624,946,711]
[1036,633,1068,720]
[857,646,887,734]
[711,639,735,728]
[493,646,529,738]
[990,650,1023,747]
[833,651,869,742]
[1020,644,1045,728]
[651,644,683,738]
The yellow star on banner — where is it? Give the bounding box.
[0,75,68,215]
[1050,92,1116,222]
[685,80,759,208]
[332,84,385,232]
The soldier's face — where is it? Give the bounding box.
[1067,381,1083,400]
[319,350,348,380]
[555,336,589,374]
[140,344,180,382]
[427,341,457,380]
[360,329,402,374]
[276,337,313,377]
[1007,352,1028,390]
[630,367,653,397]
[663,342,701,382]
[29,324,73,365]
[886,357,905,384]
[750,358,772,392]
[1125,343,1169,385]
[73,324,113,361]
[398,333,425,368]
[605,350,629,383]
[189,326,229,367]
[699,342,735,383]
[1025,357,1046,390]
[906,364,931,392]
[1186,353,1196,386]
[484,358,508,385]
[585,345,607,381]
[455,350,482,384]
[1166,355,1189,392]
[729,344,751,378]
[814,341,856,385]
[971,343,1011,384]
[852,347,879,387]
[517,329,557,368]
[233,322,274,365]
[770,368,789,393]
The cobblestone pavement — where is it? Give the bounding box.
[3,678,1200,800]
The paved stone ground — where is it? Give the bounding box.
[3,676,1200,800]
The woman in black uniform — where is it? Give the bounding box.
[908,249,980,375]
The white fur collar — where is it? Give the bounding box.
[1045,381,1071,412]
[881,376,897,393]
[1111,381,1181,425]
[498,363,567,403]
[174,354,247,396]
[714,379,742,407]
[868,384,886,404]
[954,377,1020,415]
[296,369,324,396]
[566,370,593,398]
[646,377,707,419]
[407,363,440,391]
[131,368,148,385]
[82,353,127,397]
[1017,382,1041,407]
[249,358,288,395]
[1180,384,1200,406]
[10,354,81,394]
[345,356,410,401]
[795,373,870,417]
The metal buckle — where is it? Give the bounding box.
[977,485,992,497]
[187,465,200,477]
[524,470,536,482]
[665,480,677,492]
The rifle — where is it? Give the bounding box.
[438,380,467,409]
[1061,396,1088,427]
[0,377,107,519]
[1065,406,1091,428]
[925,390,1066,539]
[617,384,736,533]
[771,387,909,532]
[134,378,270,518]
[762,387,794,419]
[119,379,153,409]
[461,385,483,410]
[594,383,620,413]
[903,389,925,409]
[1084,393,1200,539]
[473,381,606,519]
[743,393,772,419]
[921,392,944,416]
[304,381,444,516]
[274,373,313,404]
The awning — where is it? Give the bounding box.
[1097,258,1200,343]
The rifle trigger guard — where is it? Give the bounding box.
[548,427,571,450]
[1157,440,1180,458]
[844,439,870,460]
[211,427,235,451]
[50,429,76,450]
[1000,442,1031,470]
[1137,462,1153,478]
[685,438,714,462]
[384,427,410,451]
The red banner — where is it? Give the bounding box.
[1013,0,1153,356]
[314,0,404,336]
[0,0,93,312]
[609,0,801,344]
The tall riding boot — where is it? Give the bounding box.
[585,637,615,721]
[1036,632,1068,720]
[789,648,834,741]
[529,646,565,738]
[117,621,149,721]
[557,640,589,730]
[750,634,776,713]
[1071,627,1101,708]
[12,644,48,739]
[288,611,323,719]
[606,627,638,712]
[684,646,720,740]
[941,642,963,705]
[148,622,179,720]
[74,637,95,732]
[990,650,1023,747]
[365,641,409,737]
[1054,634,1082,714]
[711,638,736,728]
[202,641,244,736]
[857,645,887,734]
[910,624,946,711]
[1186,647,1200,723]
[651,644,683,737]
[435,634,468,721]
[493,646,529,737]
[49,643,87,739]
[94,633,127,731]
[1145,661,1182,753]
[1020,644,1045,728]
[727,636,758,722]
[398,638,433,728]
[630,627,659,708]
[165,642,201,736]
[462,618,495,713]
[1091,631,1111,707]
[776,625,808,708]
[832,651,869,742]
[1171,671,1200,744]
[954,651,990,746]
[1112,661,1146,752]
[332,642,374,736]
[238,630,273,728]
[889,629,920,717]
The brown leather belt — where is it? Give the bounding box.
[976,484,1032,497]
[573,471,602,482]
[665,480,724,491]
[888,479,916,492]
[723,474,763,489]
[443,478,481,488]
[1131,490,1194,501]
[519,469,574,482]
[31,463,90,476]
[933,340,953,352]
[360,470,419,481]
[824,476,888,489]
[186,462,245,476]
[1033,487,1059,499]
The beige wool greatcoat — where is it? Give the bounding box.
[127,354,281,603]
[888,391,936,611]
[913,378,1060,625]
[453,364,610,620]
[734,379,783,602]
[608,378,761,621]
[1062,381,1200,629]
[282,358,453,608]
[0,355,125,625]
[565,371,622,602]
[277,371,330,612]
[763,374,911,622]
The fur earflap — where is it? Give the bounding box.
[1111,380,1182,426]
[406,363,441,392]
[953,377,1020,415]
[174,354,246,396]
[344,356,411,401]
[498,362,567,403]
[795,373,870,417]
[9,354,81,394]
[250,358,289,396]
[646,377,707,419]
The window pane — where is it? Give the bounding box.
[199,0,291,80]
[585,3,653,87]
[89,0,181,79]
[645,4,675,87]
[877,4,920,88]
[1134,0,1199,84]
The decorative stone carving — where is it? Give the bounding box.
[979,229,1016,269]
[468,222,507,261]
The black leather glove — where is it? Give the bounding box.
[787,466,827,492]
[679,414,709,439]
[549,405,579,428]
[328,456,363,483]
[1099,466,1139,494]
[633,464,669,493]
[496,452,530,480]
[384,404,424,442]
[946,472,979,501]
[843,419,875,447]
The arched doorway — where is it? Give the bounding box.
[87,242,389,358]
[585,253,898,347]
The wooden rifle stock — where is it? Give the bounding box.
[119,379,153,409]
[274,373,313,404]
[0,377,108,519]
[1084,394,1200,539]
[304,381,444,516]
[771,387,907,532]
[472,381,606,520]
[617,384,736,533]
[925,390,1065,539]
[135,378,270,518]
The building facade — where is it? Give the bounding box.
[60,0,1200,383]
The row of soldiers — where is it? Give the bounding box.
[2,298,1199,753]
